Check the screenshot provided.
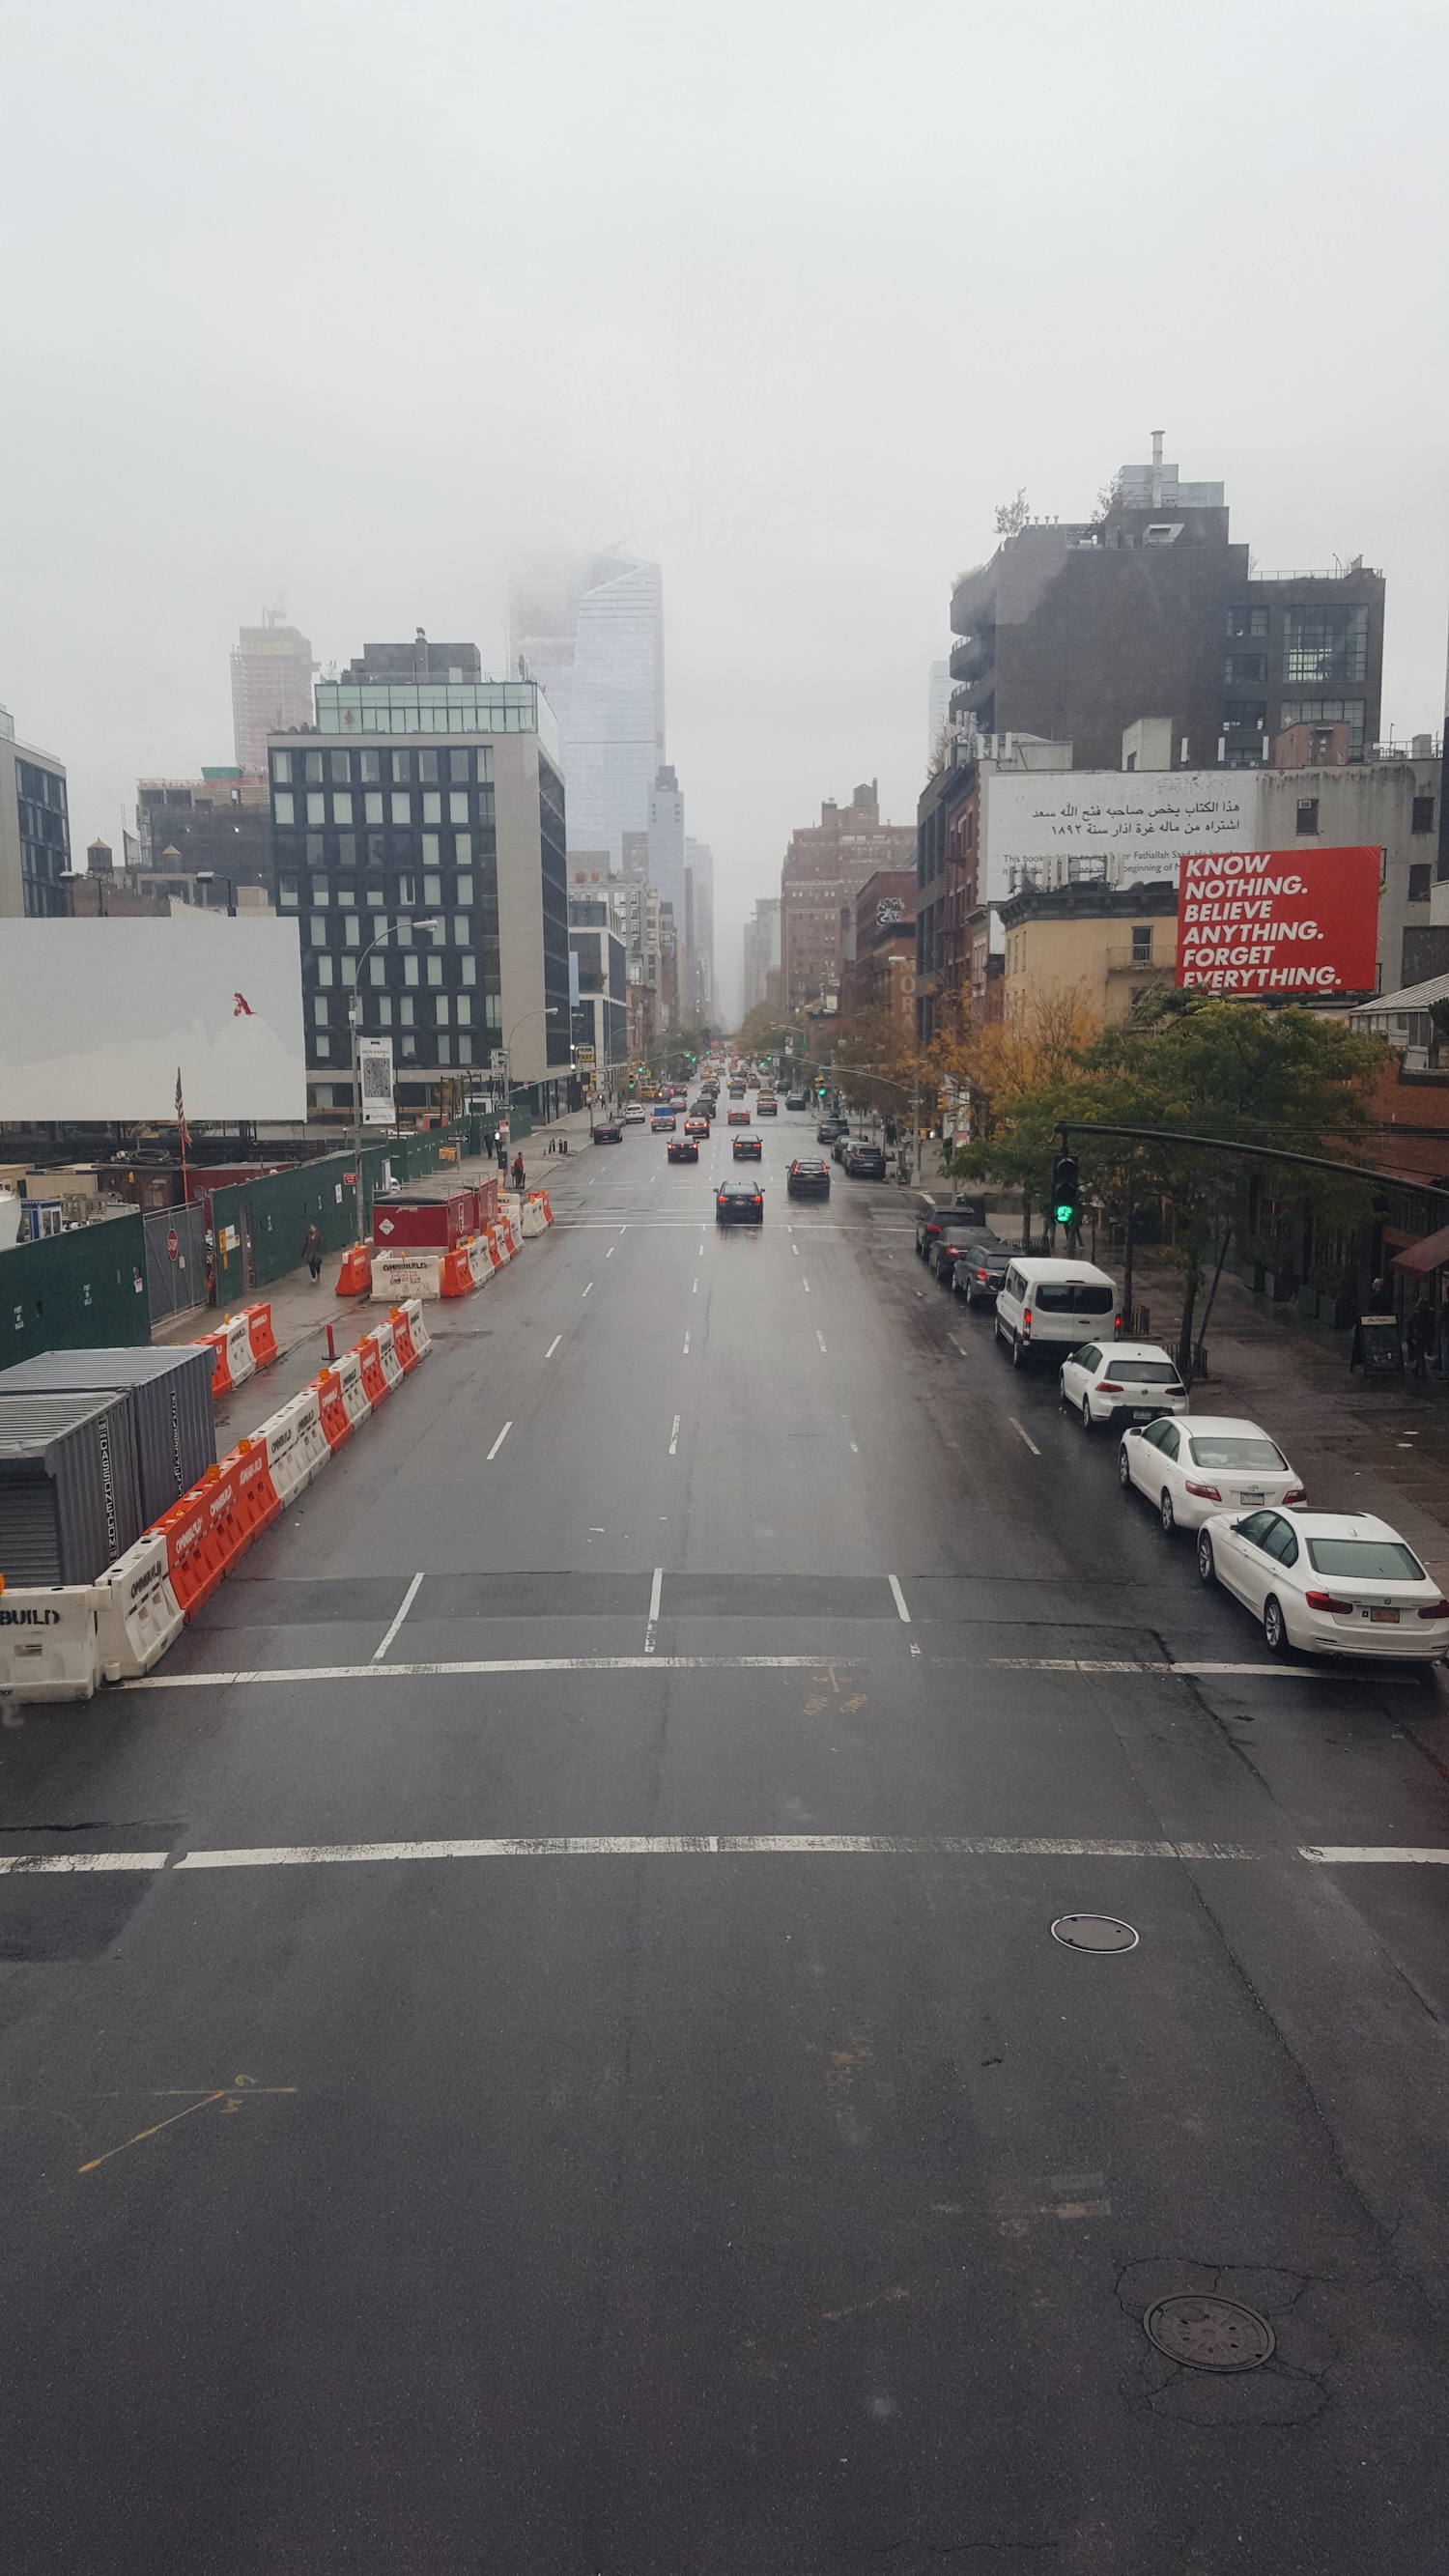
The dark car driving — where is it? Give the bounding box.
[716,1177,764,1225]
[732,1132,763,1160]
[842,1140,887,1179]
[816,1118,842,1144]
[591,1118,624,1143]
[926,1219,1001,1286]
[786,1157,831,1199]
[667,1135,699,1163]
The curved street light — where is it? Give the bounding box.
[349,915,444,1174]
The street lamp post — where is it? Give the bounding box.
[349,916,444,1213]
[496,1005,560,1135]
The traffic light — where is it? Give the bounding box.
[1051,1151,1080,1231]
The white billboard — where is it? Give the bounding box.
[0,918,306,1121]
[981,772,1259,904]
[357,1034,395,1126]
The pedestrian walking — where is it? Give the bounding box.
[302,1221,323,1283]
[512,1152,526,1194]
[1407,1292,1434,1379]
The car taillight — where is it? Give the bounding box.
[1183,1480,1222,1501]
[1418,1600,1449,1620]
[1096,1380,1124,1394]
[1114,1316,1123,1339]
[1022,1309,1032,1337]
[1304,1591,1354,1614]
[1284,1486,1306,1504]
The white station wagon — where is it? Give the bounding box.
[1120,1414,1304,1535]
[1197,1508,1449,1660]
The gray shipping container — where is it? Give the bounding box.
[0,1345,215,1527]
[0,1391,144,1587]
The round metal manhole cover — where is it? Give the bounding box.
[1051,1913,1139,1952]
[1144,2295,1276,2372]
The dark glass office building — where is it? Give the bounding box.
[268,659,571,1118]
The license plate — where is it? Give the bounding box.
[1367,1607,1401,1625]
[1131,1409,1153,1421]
[1236,1489,1266,1505]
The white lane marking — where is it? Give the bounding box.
[644,1565,664,1656]
[949,1336,968,1355]
[990,1656,1367,1679]
[123,1656,851,1689]
[816,1330,827,1352]
[683,1332,691,1355]
[372,1570,424,1663]
[1009,1418,1040,1457]
[172,1833,1263,1871]
[668,1413,681,1456]
[545,1335,562,1358]
[606,1246,614,1258]
[486,1421,513,1461]
[792,1244,800,1256]
[619,1224,628,1233]
[802,1278,810,1292]
[582,1282,593,1297]
[0,1853,170,1875]
[888,1574,911,1625]
[693,1276,698,1293]
[1302,1846,1449,1865]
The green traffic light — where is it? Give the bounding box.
[1055,1202,1073,1224]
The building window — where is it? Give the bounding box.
[392,750,412,783]
[452,914,468,945]
[336,884,355,908]
[344,915,360,946]
[1295,798,1320,835]
[396,874,414,907]
[455,875,474,907]
[376,996,393,1029]
[454,833,471,865]
[314,998,329,1029]
[341,955,355,986]
[422,792,441,825]
[311,878,328,904]
[310,916,327,946]
[400,996,414,1026]
[462,953,477,986]
[273,791,294,826]
[426,953,442,988]
[1408,863,1433,904]
[332,792,353,825]
[317,952,334,987]
[437,1034,451,1064]
[304,751,323,785]
[1279,697,1366,761]
[360,750,381,784]
[330,750,350,784]
[1283,605,1368,687]
[306,834,325,865]
[401,1034,416,1060]
[315,1033,330,1059]
[484,992,501,1028]
[1226,607,1269,639]
[423,874,441,906]
[278,880,298,908]
[457,1034,472,1063]
[363,792,384,826]
[305,793,325,827]
[404,954,419,986]
[336,833,356,869]
[1224,655,1266,685]
[390,792,411,825]
[418,750,439,785]
[436,995,450,1026]
[1413,796,1435,835]
[1131,924,1152,964]
[366,884,384,908]
[456,994,471,1025]
[272,751,292,784]
[369,955,386,986]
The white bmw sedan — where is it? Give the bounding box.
[1119,1414,1304,1535]
[1060,1340,1187,1430]
[1197,1509,1449,1660]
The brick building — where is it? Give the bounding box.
[843,868,917,1028]
[780,781,915,1011]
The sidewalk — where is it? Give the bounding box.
[149,1121,591,1441]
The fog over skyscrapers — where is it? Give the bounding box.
[231,612,316,778]
[506,552,665,867]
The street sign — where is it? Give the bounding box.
[576,1045,596,1064]
[491,1050,509,1073]
[166,1227,179,1261]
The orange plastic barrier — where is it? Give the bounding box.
[314,1369,353,1453]
[224,1437,282,1546]
[440,1246,474,1297]
[389,1305,419,1372]
[336,1243,372,1297]
[481,1230,504,1274]
[194,1328,232,1400]
[243,1302,279,1368]
[153,1463,242,1617]
[355,1334,390,1408]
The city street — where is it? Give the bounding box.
[4,1105,1449,2573]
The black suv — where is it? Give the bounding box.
[951,1235,1011,1306]
[786,1157,831,1199]
[914,1193,988,1260]
[842,1140,887,1179]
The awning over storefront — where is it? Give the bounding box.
[1392,1224,1449,1276]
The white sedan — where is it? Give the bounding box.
[1060,1340,1187,1430]
[1119,1414,1304,1535]
[1198,1509,1449,1660]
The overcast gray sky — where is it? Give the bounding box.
[4,0,1446,1022]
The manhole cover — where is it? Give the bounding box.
[1144,2295,1275,2372]
[1051,1913,1139,1952]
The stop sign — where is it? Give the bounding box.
[166,1228,179,1261]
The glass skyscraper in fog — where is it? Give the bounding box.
[507,552,665,866]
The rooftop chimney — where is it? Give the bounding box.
[1151,429,1164,512]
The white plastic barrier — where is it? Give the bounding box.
[95,1533,185,1683]
[256,1388,330,1509]
[400,1296,432,1360]
[501,1193,524,1232]
[0,1585,103,1704]
[521,1202,548,1238]
[333,1346,372,1431]
[374,1316,406,1391]
[465,1238,494,1290]
[371,1248,444,1302]
[223,1313,256,1391]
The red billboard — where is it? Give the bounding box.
[1177,844,1379,997]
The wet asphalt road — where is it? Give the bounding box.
[4,1108,1449,2573]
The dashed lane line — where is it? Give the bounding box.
[372,1571,424,1663]
[486,1421,513,1461]
[668,1413,681,1456]
[1009,1418,1041,1457]
[644,1566,664,1656]
[888,1575,911,1625]
[545,1335,562,1358]
[816,1329,827,1352]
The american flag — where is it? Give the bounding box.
[175,1067,190,1153]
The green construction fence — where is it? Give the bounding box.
[205,1123,502,1303]
[0,1211,151,1367]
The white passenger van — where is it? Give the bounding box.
[993,1257,1120,1369]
